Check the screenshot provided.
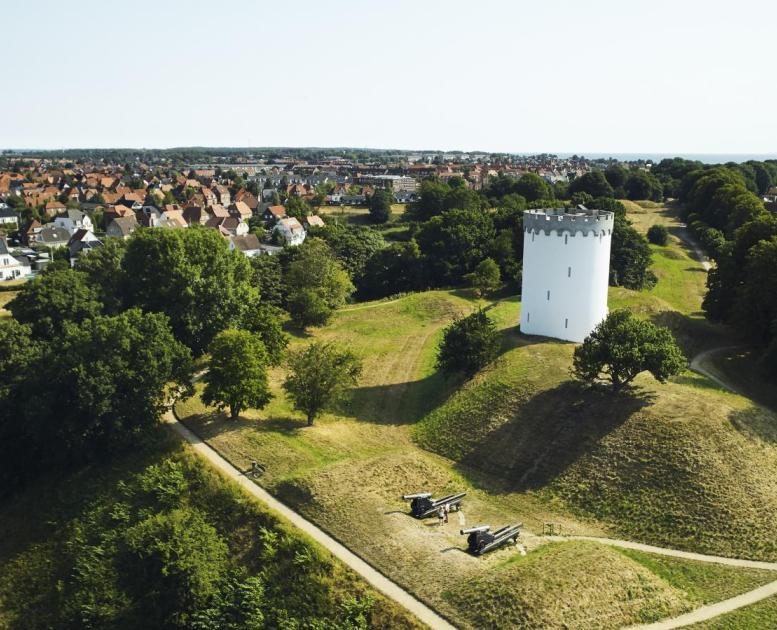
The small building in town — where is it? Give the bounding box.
[273,217,306,246]
[0,238,31,280]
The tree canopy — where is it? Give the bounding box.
[437,310,500,376]
[9,268,102,339]
[285,238,354,328]
[282,341,362,425]
[203,329,272,419]
[573,310,685,392]
[122,228,257,354]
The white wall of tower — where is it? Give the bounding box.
[520,213,612,343]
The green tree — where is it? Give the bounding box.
[123,508,229,626]
[250,254,285,308]
[9,268,102,339]
[573,309,686,392]
[416,208,496,284]
[464,258,501,296]
[604,165,628,194]
[358,240,425,299]
[24,309,193,463]
[285,196,312,219]
[514,173,552,202]
[313,224,385,281]
[74,238,128,313]
[625,170,663,202]
[733,237,777,343]
[241,304,289,366]
[203,329,272,419]
[282,341,362,425]
[610,217,656,289]
[122,228,257,354]
[286,238,354,328]
[411,178,449,220]
[437,310,499,376]
[647,224,669,245]
[569,171,614,198]
[369,189,392,223]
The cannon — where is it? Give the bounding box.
[460,523,522,555]
[402,491,466,518]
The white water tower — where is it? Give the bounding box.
[520,207,614,342]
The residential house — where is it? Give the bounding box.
[214,185,231,206]
[304,215,325,229]
[263,205,286,222]
[37,225,71,249]
[228,233,263,257]
[138,205,162,227]
[54,209,93,235]
[206,216,248,237]
[202,188,218,206]
[273,217,306,246]
[106,215,139,239]
[183,205,209,226]
[104,204,136,224]
[234,189,259,211]
[229,200,252,221]
[0,205,18,226]
[43,200,66,217]
[118,193,143,211]
[68,229,102,264]
[157,209,188,229]
[22,220,42,245]
[0,239,30,280]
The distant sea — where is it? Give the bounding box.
[555,153,777,164]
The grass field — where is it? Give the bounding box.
[175,258,777,628]
[316,204,412,241]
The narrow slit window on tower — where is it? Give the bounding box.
[564,234,568,244]
[547,290,550,301]
[532,232,535,242]
[568,266,571,277]
[565,318,569,329]
[527,312,530,323]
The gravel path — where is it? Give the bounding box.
[164,410,456,630]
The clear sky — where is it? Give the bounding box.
[3,0,775,153]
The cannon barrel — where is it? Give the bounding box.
[460,525,490,535]
[402,492,432,500]
[432,492,467,507]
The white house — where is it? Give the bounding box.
[54,209,93,236]
[273,217,306,246]
[0,239,31,281]
[228,234,263,257]
[0,205,18,226]
[520,207,613,342]
[106,215,139,239]
[68,229,102,265]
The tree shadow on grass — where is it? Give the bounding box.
[181,411,307,440]
[453,381,655,494]
[346,327,548,425]
[728,406,777,445]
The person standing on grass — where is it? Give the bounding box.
[443,504,449,524]
[437,507,445,526]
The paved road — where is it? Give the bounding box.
[163,411,455,630]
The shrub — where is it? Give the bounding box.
[647,224,669,246]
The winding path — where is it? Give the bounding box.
[163,409,456,630]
